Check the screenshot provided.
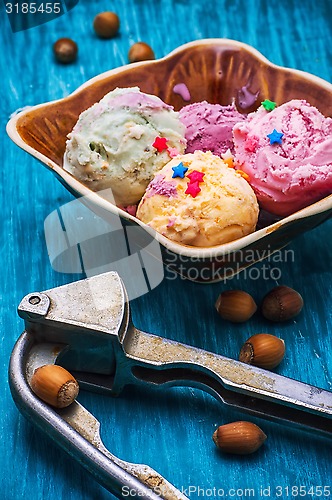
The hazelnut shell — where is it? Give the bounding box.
[261,285,303,322]
[213,421,267,454]
[93,12,120,39]
[30,364,79,408]
[215,290,257,323]
[239,333,285,369]
[128,42,155,63]
[53,38,78,64]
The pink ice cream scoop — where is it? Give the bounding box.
[179,101,246,156]
[233,99,332,217]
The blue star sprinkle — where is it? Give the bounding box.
[172,162,188,178]
[267,129,284,145]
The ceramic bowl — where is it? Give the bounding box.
[6,39,332,282]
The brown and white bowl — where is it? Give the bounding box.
[6,39,332,282]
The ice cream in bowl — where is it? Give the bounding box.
[6,39,332,282]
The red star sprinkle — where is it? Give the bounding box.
[152,137,168,152]
[185,181,201,198]
[187,170,205,183]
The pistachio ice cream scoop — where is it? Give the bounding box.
[64,87,186,205]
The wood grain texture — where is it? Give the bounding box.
[1,0,332,499]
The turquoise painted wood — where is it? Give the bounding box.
[1,0,332,499]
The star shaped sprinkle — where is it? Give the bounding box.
[261,99,277,111]
[221,148,234,168]
[168,147,180,158]
[172,162,188,178]
[152,137,168,152]
[267,129,284,145]
[187,170,205,183]
[236,169,250,182]
[185,181,201,198]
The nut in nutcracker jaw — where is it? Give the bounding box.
[12,273,188,500]
[16,271,332,436]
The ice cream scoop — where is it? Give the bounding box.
[179,101,246,156]
[233,99,332,216]
[64,87,186,205]
[136,151,259,247]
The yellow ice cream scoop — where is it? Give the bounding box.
[136,151,259,247]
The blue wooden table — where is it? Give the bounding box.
[1,0,332,499]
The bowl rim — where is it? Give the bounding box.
[6,38,332,258]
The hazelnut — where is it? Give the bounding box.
[261,285,303,322]
[30,365,79,408]
[213,421,267,455]
[215,290,257,323]
[128,42,155,63]
[239,333,285,370]
[93,12,120,39]
[53,38,78,64]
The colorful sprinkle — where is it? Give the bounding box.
[236,170,250,182]
[223,157,234,168]
[153,136,168,152]
[221,148,235,168]
[187,170,205,183]
[172,162,188,178]
[267,129,284,145]
[185,181,201,198]
[167,217,176,228]
[147,174,177,198]
[238,79,260,109]
[261,99,277,111]
[173,83,191,101]
[168,147,181,158]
